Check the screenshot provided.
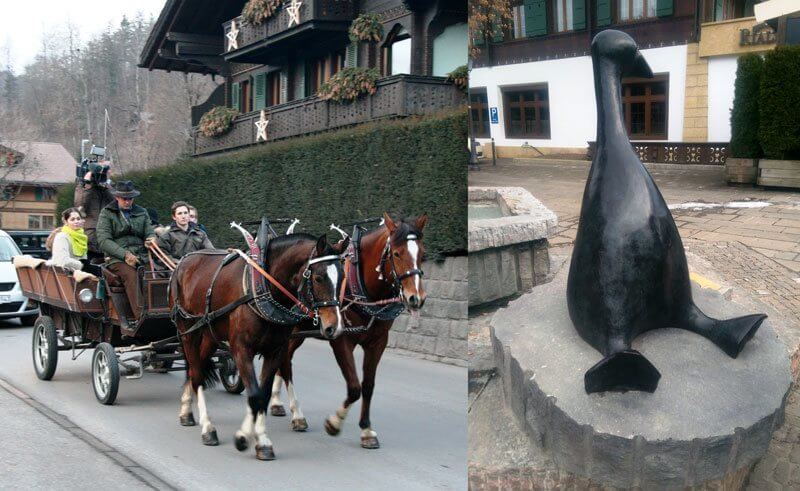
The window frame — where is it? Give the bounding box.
[615,0,658,24]
[469,88,491,139]
[621,74,669,140]
[502,84,551,139]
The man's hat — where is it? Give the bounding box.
[112,180,140,198]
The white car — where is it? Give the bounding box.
[0,230,39,325]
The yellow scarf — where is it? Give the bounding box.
[62,225,88,257]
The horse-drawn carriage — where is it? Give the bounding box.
[14,255,243,405]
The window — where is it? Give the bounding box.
[241,80,252,113]
[470,89,490,138]
[28,215,54,230]
[384,27,411,76]
[622,75,668,140]
[512,6,527,39]
[555,0,575,32]
[267,72,281,106]
[617,0,657,22]
[705,0,757,23]
[502,85,550,139]
[34,187,54,201]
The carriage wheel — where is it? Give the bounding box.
[32,315,58,380]
[220,355,244,394]
[92,343,120,405]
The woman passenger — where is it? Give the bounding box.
[48,207,88,271]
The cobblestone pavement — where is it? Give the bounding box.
[469,159,800,489]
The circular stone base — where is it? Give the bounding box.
[490,264,791,488]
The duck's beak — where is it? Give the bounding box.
[626,50,653,78]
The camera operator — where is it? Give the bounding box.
[73,159,113,260]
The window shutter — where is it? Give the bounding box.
[253,73,266,110]
[345,43,359,68]
[573,0,587,30]
[596,0,612,27]
[297,60,306,99]
[280,68,289,104]
[656,0,673,17]
[231,82,241,111]
[524,0,547,37]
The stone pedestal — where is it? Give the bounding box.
[490,266,792,488]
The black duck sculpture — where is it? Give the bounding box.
[566,30,767,394]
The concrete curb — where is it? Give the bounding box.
[0,377,176,491]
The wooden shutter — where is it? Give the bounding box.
[346,43,359,68]
[657,0,674,17]
[231,82,241,111]
[253,72,266,110]
[297,60,306,99]
[573,0,587,30]
[525,0,547,37]
[596,0,612,27]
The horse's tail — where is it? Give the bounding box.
[201,357,220,389]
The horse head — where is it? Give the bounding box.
[382,212,427,311]
[300,234,349,339]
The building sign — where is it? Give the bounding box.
[490,107,499,124]
[740,23,776,46]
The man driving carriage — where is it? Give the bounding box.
[156,201,214,264]
[96,181,156,319]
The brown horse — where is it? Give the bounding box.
[170,233,347,460]
[265,212,427,448]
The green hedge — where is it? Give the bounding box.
[729,54,763,159]
[59,109,468,259]
[760,46,800,160]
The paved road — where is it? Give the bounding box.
[0,322,466,490]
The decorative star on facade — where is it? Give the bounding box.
[226,20,239,51]
[255,110,270,142]
[287,0,303,27]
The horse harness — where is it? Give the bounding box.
[172,249,341,338]
[343,225,423,324]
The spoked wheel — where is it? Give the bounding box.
[92,343,120,405]
[32,315,58,380]
[220,355,244,394]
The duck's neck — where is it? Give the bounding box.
[594,57,629,149]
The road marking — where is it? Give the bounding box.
[689,272,721,291]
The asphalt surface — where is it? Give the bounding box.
[0,321,466,490]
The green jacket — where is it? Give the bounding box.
[96,201,156,265]
[156,222,214,263]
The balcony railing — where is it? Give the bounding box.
[192,74,466,156]
[588,141,728,165]
[223,0,354,61]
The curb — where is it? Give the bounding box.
[0,377,176,491]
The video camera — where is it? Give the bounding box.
[76,145,110,185]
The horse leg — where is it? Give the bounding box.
[324,337,361,437]
[358,332,389,449]
[195,336,221,446]
[253,345,287,460]
[266,336,305,417]
[281,338,308,431]
[178,376,196,426]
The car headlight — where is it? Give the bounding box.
[78,288,94,303]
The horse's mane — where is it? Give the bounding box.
[267,232,337,257]
[385,217,423,247]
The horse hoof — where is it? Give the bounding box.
[324,418,340,436]
[256,445,275,461]
[234,433,249,452]
[270,405,286,417]
[291,418,309,432]
[179,413,196,426]
[202,430,219,446]
[361,435,381,449]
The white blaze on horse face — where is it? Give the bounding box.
[407,239,421,293]
[325,263,343,331]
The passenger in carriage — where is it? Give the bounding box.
[96,181,157,319]
[156,201,214,264]
[187,204,210,237]
[47,207,88,271]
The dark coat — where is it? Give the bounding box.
[96,201,156,265]
[74,184,114,254]
[156,222,214,263]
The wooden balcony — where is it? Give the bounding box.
[192,74,466,156]
[223,0,354,63]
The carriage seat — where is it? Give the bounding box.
[13,255,46,269]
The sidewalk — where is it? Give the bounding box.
[0,378,170,490]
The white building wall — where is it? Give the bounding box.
[470,44,688,149]
[707,55,739,142]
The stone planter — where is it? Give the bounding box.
[725,157,758,184]
[468,187,557,307]
[758,159,800,188]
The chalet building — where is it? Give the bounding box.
[469,0,794,163]
[139,0,468,157]
[0,141,74,230]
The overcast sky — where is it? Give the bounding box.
[0,0,166,73]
